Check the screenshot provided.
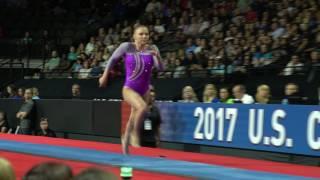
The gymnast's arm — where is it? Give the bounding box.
[151,45,164,71]
[99,42,129,87]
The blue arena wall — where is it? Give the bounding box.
[158,102,320,157]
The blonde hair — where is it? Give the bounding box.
[202,84,217,103]
[0,158,15,180]
[255,84,271,104]
[182,86,199,102]
[32,87,39,96]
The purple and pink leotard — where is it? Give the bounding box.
[105,42,163,96]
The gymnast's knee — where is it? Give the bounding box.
[136,103,147,115]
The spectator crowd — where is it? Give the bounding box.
[0,158,122,180]
[1,0,319,101]
[1,0,318,79]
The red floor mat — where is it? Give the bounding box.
[0,134,319,178]
[0,151,191,180]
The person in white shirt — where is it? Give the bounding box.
[85,36,96,55]
[78,61,92,79]
[232,84,254,104]
[282,54,304,76]
[178,86,199,103]
[145,0,161,13]
[154,19,165,34]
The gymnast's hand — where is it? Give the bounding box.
[148,45,159,57]
[99,75,108,88]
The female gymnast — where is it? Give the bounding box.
[99,25,163,154]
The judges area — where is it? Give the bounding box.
[0,98,319,166]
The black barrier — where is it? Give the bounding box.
[0,99,24,128]
[10,75,320,103]
[0,99,121,137]
[92,100,121,137]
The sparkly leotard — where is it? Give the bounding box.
[105,42,163,95]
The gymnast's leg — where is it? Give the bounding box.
[122,87,148,149]
[122,107,135,155]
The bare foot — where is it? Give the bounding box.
[121,136,130,155]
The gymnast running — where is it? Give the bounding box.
[99,25,163,154]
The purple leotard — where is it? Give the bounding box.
[105,42,163,96]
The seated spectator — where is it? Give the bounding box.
[85,36,96,56]
[270,22,285,40]
[72,59,83,73]
[17,87,25,99]
[190,64,206,78]
[175,29,186,43]
[90,60,103,78]
[77,43,85,55]
[23,162,73,180]
[32,87,40,100]
[281,83,305,104]
[184,38,196,54]
[306,50,320,82]
[21,31,32,46]
[73,168,117,180]
[209,56,230,76]
[296,37,310,53]
[35,118,56,137]
[182,52,198,67]
[219,87,234,104]
[252,44,273,67]
[233,54,252,73]
[255,84,272,104]
[186,17,200,36]
[245,7,257,23]
[78,61,92,79]
[67,46,78,65]
[282,55,304,76]
[209,17,223,34]
[198,17,210,34]
[194,38,207,55]
[16,88,35,135]
[178,86,199,103]
[0,158,15,180]
[173,59,186,78]
[154,19,165,34]
[44,50,61,72]
[93,51,104,63]
[145,0,161,13]
[97,27,106,44]
[167,17,178,33]
[103,28,114,45]
[4,84,21,99]
[71,84,81,99]
[206,58,215,75]
[0,110,9,133]
[202,84,219,103]
[102,48,110,62]
[232,84,254,104]
[160,58,173,78]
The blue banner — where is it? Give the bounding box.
[157,102,320,156]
